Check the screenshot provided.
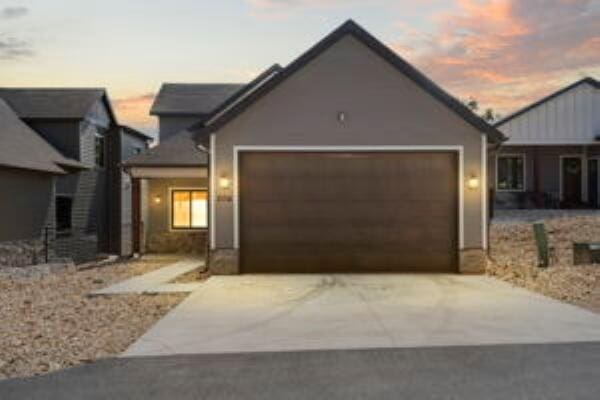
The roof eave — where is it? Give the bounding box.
[191,20,506,145]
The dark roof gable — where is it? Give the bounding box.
[495,77,599,127]
[150,83,245,116]
[0,88,116,121]
[0,99,86,174]
[120,125,154,142]
[193,19,505,143]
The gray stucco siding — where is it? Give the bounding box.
[159,116,202,141]
[26,120,80,160]
[0,169,54,242]
[212,35,486,254]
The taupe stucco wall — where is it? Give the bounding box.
[146,177,208,253]
[212,35,486,255]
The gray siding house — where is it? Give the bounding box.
[150,84,243,140]
[493,77,600,209]
[0,89,152,266]
[124,20,504,275]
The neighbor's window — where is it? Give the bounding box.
[94,133,105,168]
[171,190,207,229]
[56,196,73,234]
[497,155,525,191]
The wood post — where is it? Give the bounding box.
[132,178,141,254]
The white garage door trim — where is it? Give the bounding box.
[231,145,466,251]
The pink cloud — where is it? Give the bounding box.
[391,0,600,114]
[113,92,156,130]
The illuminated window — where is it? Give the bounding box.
[171,190,207,229]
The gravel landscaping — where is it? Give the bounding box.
[488,216,600,313]
[0,256,188,380]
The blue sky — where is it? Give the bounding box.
[1,0,598,134]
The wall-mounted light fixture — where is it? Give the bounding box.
[337,112,346,124]
[153,195,162,204]
[219,176,231,189]
[467,175,480,190]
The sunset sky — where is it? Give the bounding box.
[1,0,599,137]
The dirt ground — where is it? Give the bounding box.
[0,256,187,380]
[488,216,600,313]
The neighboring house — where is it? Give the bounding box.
[0,99,86,267]
[0,88,152,266]
[494,77,600,209]
[124,20,505,274]
[150,83,244,140]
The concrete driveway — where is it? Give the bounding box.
[125,274,600,356]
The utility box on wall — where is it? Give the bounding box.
[573,242,600,265]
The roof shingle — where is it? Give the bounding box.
[0,88,106,119]
[0,99,86,174]
[150,83,245,116]
[122,129,207,167]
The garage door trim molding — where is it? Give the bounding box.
[232,145,465,251]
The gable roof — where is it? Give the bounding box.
[0,88,113,120]
[192,19,505,143]
[122,129,208,168]
[120,125,154,142]
[0,99,86,174]
[495,77,599,127]
[126,65,283,168]
[189,64,283,131]
[150,83,245,116]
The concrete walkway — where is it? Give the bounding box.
[3,343,600,399]
[92,258,205,295]
[125,274,600,356]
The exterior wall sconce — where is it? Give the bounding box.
[467,175,480,190]
[153,195,162,204]
[337,112,346,124]
[219,176,231,189]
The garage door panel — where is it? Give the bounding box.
[243,252,455,273]
[243,224,456,243]
[240,152,458,273]
[243,200,454,226]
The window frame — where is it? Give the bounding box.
[496,153,526,192]
[94,132,106,169]
[55,195,73,236]
[169,188,208,231]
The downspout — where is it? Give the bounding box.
[198,142,211,274]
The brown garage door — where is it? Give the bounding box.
[239,152,458,273]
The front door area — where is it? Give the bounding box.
[239,152,458,274]
[561,157,583,207]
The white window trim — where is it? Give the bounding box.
[231,145,466,251]
[496,153,526,192]
[168,187,208,232]
[559,154,587,202]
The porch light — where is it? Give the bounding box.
[153,195,162,204]
[219,176,231,189]
[467,176,479,190]
[338,112,346,123]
